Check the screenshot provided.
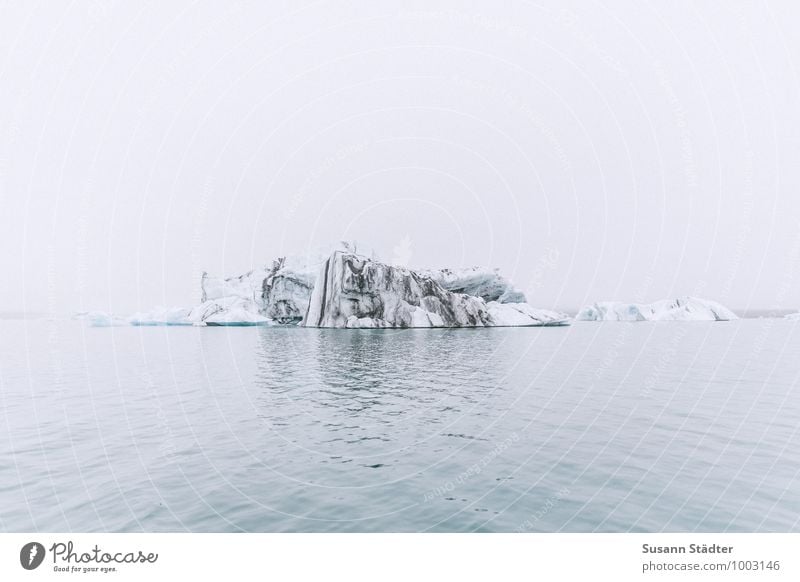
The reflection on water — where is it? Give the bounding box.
[1,320,799,532]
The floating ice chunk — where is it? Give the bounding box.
[575,297,738,322]
[84,311,127,327]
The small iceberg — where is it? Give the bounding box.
[575,297,738,322]
[76,311,128,327]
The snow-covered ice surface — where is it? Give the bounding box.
[575,297,738,322]
[303,250,567,328]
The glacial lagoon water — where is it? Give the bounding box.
[1,318,799,532]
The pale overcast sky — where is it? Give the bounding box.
[1,1,799,314]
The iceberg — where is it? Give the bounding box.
[85,242,569,328]
[79,311,129,327]
[575,297,738,322]
[785,312,800,321]
[302,250,568,328]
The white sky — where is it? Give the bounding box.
[1,1,799,314]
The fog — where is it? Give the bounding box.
[1,1,798,314]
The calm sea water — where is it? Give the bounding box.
[1,318,798,532]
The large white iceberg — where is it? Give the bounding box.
[785,312,800,321]
[302,250,568,328]
[575,297,738,322]
[85,242,569,328]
